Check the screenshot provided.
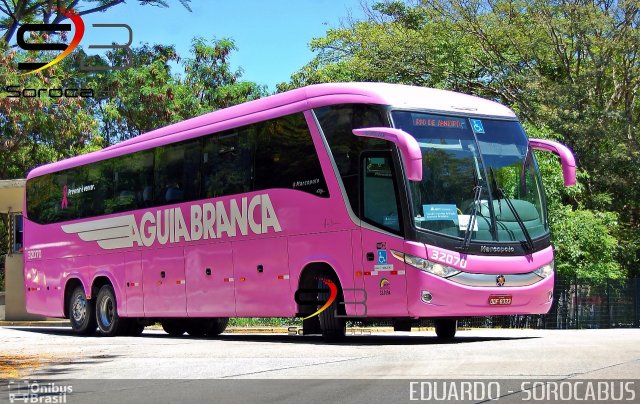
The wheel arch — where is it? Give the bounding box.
[296,261,345,316]
[63,277,87,319]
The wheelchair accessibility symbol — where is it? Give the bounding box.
[470,119,485,134]
[377,250,388,265]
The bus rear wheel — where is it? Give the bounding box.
[208,318,229,336]
[162,320,186,336]
[123,319,145,336]
[434,319,457,339]
[69,286,96,335]
[95,284,127,336]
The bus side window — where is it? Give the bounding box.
[362,154,402,233]
[253,113,328,197]
[154,140,201,205]
[202,129,253,198]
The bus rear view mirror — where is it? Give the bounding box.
[353,127,423,181]
[529,138,577,187]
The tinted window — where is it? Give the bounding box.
[362,154,402,233]
[26,112,328,224]
[80,159,114,216]
[154,140,201,205]
[108,151,152,213]
[314,104,390,215]
[202,128,253,198]
[254,113,328,197]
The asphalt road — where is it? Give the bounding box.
[1,327,639,403]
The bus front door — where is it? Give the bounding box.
[359,153,409,316]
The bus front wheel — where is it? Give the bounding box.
[69,286,96,335]
[318,277,346,342]
[434,319,457,339]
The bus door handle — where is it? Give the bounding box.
[160,271,166,279]
[205,268,212,276]
[366,252,375,261]
[257,265,264,273]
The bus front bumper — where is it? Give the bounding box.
[407,269,555,317]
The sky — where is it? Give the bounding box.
[80,0,369,91]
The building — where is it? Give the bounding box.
[0,179,43,320]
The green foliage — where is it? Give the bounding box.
[551,205,623,283]
[85,38,267,143]
[228,318,301,327]
[0,41,98,179]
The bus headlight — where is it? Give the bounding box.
[391,250,460,278]
[534,261,554,278]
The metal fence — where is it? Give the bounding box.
[459,278,640,329]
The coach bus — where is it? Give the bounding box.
[23,83,576,341]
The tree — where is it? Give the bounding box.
[0,40,99,180]
[86,38,267,143]
[184,37,266,111]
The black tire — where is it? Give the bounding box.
[185,320,212,337]
[208,318,229,336]
[318,277,346,342]
[162,320,186,336]
[123,319,145,336]
[95,284,127,336]
[434,319,457,339]
[69,286,96,335]
[302,315,322,335]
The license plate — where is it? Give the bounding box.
[488,295,512,305]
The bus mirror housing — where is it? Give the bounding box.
[529,138,577,187]
[353,127,423,181]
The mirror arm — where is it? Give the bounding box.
[353,127,423,181]
[529,138,577,187]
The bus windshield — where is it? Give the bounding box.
[392,111,548,243]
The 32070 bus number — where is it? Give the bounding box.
[430,250,467,269]
[27,249,42,260]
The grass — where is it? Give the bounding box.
[228,317,302,327]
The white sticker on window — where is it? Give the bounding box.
[458,215,479,231]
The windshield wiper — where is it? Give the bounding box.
[489,168,534,252]
[458,184,482,251]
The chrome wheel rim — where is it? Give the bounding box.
[99,295,115,328]
[72,294,86,323]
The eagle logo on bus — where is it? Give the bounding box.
[61,194,282,250]
[496,275,506,287]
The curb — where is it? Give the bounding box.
[0,321,70,327]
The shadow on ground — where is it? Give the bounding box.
[7,326,541,347]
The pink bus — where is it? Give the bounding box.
[23,83,576,341]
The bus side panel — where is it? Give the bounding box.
[24,257,68,317]
[124,251,144,316]
[234,236,292,317]
[142,247,187,317]
[185,242,236,317]
[288,230,355,314]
